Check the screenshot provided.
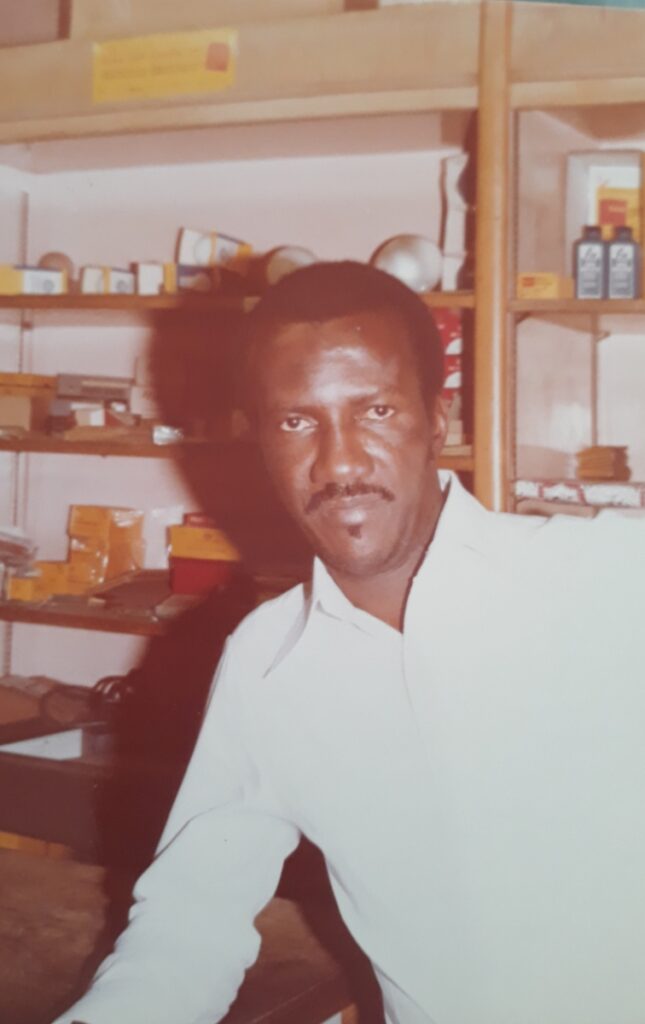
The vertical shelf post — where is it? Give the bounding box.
[474,0,512,510]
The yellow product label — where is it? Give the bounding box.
[34,561,71,595]
[93,28,237,104]
[169,525,240,562]
[0,265,23,296]
[596,186,641,242]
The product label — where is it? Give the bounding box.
[93,29,238,104]
[576,242,604,299]
[608,244,636,299]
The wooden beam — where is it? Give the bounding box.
[474,1,511,511]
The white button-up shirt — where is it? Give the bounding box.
[56,473,645,1024]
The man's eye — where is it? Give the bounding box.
[364,404,394,421]
[279,415,310,433]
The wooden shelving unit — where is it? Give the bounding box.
[0,598,167,637]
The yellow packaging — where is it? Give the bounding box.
[516,273,574,300]
[68,505,144,542]
[0,372,56,395]
[34,561,72,596]
[6,574,48,603]
[0,265,23,296]
[68,538,108,586]
[68,506,144,582]
[168,525,240,562]
[596,186,640,242]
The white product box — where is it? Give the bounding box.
[81,266,136,294]
[565,151,642,261]
[136,262,165,295]
[0,265,67,295]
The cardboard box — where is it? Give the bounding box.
[0,372,56,397]
[516,272,574,300]
[0,265,67,295]
[68,537,108,586]
[33,561,71,596]
[68,507,144,579]
[80,266,136,295]
[168,524,240,562]
[169,555,236,595]
[6,574,48,603]
[177,228,252,269]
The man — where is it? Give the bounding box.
[55,261,645,1024]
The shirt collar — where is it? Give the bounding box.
[264,470,487,678]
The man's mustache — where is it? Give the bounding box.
[305,482,395,515]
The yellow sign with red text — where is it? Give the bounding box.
[93,28,237,104]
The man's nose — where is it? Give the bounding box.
[310,422,372,486]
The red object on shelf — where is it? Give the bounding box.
[169,556,236,595]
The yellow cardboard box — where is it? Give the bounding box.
[516,273,574,300]
[34,561,72,596]
[7,574,48,603]
[168,525,240,562]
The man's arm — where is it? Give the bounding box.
[52,639,301,1024]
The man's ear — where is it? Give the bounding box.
[430,395,449,461]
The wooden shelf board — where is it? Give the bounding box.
[511,299,645,316]
[0,293,248,313]
[422,291,474,310]
[0,433,237,458]
[0,600,166,637]
[511,78,645,111]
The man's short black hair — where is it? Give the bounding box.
[243,260,444,407]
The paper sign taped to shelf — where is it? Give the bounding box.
[92,28,237,104]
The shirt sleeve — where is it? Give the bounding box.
[52,637,301,1024]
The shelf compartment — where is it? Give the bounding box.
[0,6,479,145]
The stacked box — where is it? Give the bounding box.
[168,518,240,595]
[67,505,144,587]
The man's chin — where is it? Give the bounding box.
[312,536,391,580]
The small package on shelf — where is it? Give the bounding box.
[0,265,67,296]
[34,560,87,597]
[177,228,252,269]
[135,262,166,296]
[516,273,574,300]
[576,445,631,482]
[68,505,145,583]
[80,266,135,294]
[168,515,240,595]
[5,571,48,604]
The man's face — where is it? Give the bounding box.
[253,309,447,579]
